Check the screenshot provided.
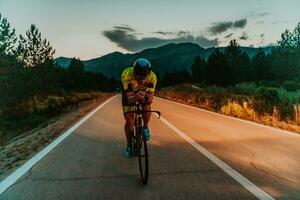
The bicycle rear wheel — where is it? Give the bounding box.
[137,129,148,185]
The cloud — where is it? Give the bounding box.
[233,19,247,28]
[239,32,249,40]
[103,26,219,52]
[224,33,233,38]
[257,12,270,17]
[249,12,270,19]
[113,25,135,32]
[208,18,247,35]
[177,31,190,36]
[152,30,190,37]
[208,21,233,35]
[152,31,173,35]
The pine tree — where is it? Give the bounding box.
[293,23,300,47]
[252,48,269,81]
[191,56,207,83]
[162,71,172,86]
[206,48,229,86]
[14,25,55,67]
[278,29,294,52]
[67,58,85,90]
[0,13,17,55]
[272,28,299,81]
[69,57,85,74]
[224,39,252,84]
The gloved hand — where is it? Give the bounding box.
[135,90,146,100]
[126,91,136,104]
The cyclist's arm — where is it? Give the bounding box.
[145,71,157,93]
[121,69,137,104]
[144,72,157,104]
[121,69,131,92]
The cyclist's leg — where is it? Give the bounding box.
[123,107,136,158]
[122,92,135,146]
[124,112,135,146]
[142,104,151,141]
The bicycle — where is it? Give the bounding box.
[124,99,161,185]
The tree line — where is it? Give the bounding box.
[0,13,118,111]
[160,22,300,90]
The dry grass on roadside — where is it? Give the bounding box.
[156,84,300,134]
[220,101,257,120]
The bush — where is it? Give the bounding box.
[252,86,295,120]
[48,96,65,108]
[220,100,257,119]
[253,86,280,115]
[282,80,300,92]
[74,93,92,101]
[276,98,295,120]
[232,82,257,95]
[65,95,79,105]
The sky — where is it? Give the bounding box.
[1,0,300,60]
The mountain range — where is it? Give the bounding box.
[54,43,273,80]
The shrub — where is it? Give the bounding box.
[220,100,257,119]
[276,98,295,120]
[282,80,299,92]
[253,86,280,115]
[65,95,79,105]
[48,96,65,108]
[73,93,92,101]
[233,82,257,95]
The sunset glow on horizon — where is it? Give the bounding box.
[1,0,300,59]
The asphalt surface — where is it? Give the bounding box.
[1,95,300,200]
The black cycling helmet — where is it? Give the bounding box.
[133,58,151,79]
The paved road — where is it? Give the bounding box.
[1,95,300,200]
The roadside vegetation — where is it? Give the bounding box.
[157,22,300,133]
[0,13,118,145]
[157,83,300,133]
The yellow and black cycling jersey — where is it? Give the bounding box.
[121,67,157,93]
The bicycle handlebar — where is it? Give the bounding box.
[123,89,161,118]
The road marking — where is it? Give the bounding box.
[0,95,119,195]
[159,116,275,200]
[156,96,300,138]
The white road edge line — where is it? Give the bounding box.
[0,95,119,195]
[156,96,300,138]
[158,116,275,200]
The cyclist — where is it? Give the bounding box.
[121,58,157,158]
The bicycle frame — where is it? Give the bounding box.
[125,101,160,151]
[124,100,161,184]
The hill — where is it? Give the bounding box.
[54,43,273,80]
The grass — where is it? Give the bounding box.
[220,101,257,120]
[0,91,111,146]
[156,83,300,134]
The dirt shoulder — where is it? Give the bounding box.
[0,93,115,181]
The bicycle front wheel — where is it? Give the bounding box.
[137,130,148,185]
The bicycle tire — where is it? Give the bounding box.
[137,128,148,185]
